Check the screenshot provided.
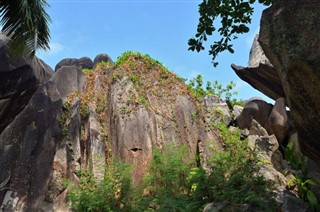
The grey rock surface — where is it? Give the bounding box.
[93,53,113,68]
[55,57,93,71]
[259,0,320,162]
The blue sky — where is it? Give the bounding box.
[38,0,271,102]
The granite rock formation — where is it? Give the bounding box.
[232,1,320,163]
[0,52,222,210]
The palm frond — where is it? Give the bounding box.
[0,0,51,57]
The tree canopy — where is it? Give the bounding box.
[188,0,275,67]
[0,0,51,57]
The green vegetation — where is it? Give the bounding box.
[187,74,242,106]
[68,128,276,211]
[82,68,94,74]
[0,0,51,57]
[188,0,275,67]
[136,144,192,211]
[59,93,78,139]
[114,51,167,71]
[203,124,276,210]
[285,142,320,211]
[69,159,133,211]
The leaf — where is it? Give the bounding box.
[305,178,320,187]
[307,190,319,212]
[227,45,234,53]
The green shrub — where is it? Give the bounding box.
[285,141,320,211]
[134,143,193,211]
[82,68,93,74]
[187,74,241,106]
[188,124,276,211]
[68,159,133,212]
[68,129,276,211]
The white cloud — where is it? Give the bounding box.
[38,41,65,57]
[49,42,65,54]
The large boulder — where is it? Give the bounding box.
[259,0,320,162]
[0,66,85,211]
[265,97,289,146]
[54,57,93,71]
[93,53,113,68]
[0,33,53,79]
[236,99,273,130]
[0,34,54,134]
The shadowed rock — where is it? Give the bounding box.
[236,99,273,130]
[265,97,289,146]
[231,63,285,101]
[259,0,320,162]
[0,35,54,134]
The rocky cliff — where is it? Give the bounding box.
[0,29,318,210]
[232,0,320,164]
[0,48,224,210]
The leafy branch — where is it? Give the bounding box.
[188,0,274,67]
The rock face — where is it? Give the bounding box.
[0,34,54,135]
[203,95,232,126]
[232,1,320,162]
[259,0,320,162]
[0,65,84,211]
[0,52,222,210]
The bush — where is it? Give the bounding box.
[134,143,193,211]
[69,131,276,211]
[188,124,277,211]
[187,74,238,102]
[68,159,133,212]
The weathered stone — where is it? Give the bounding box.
[93,53,113,68]
[249,119,268,137]
[203,94,232,126]
[248,34,273,68]
[236,99,273,130]
[0,33,54,80]
[105,75,220,182]
[203,201,225,212]
[0,66,39,134]
[281,190,310,212]
[0,35,54,135]
[259,0,320,162]
[0,64,85,211]
[265,97,289,145]
[231,33,285,101]
[54,57,93,71]
[232,105,243,121]
[0,81,63,211]
[49,66,85,100]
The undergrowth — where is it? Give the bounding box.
[68,126,276,211]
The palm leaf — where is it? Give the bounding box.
[0,0,51,57]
